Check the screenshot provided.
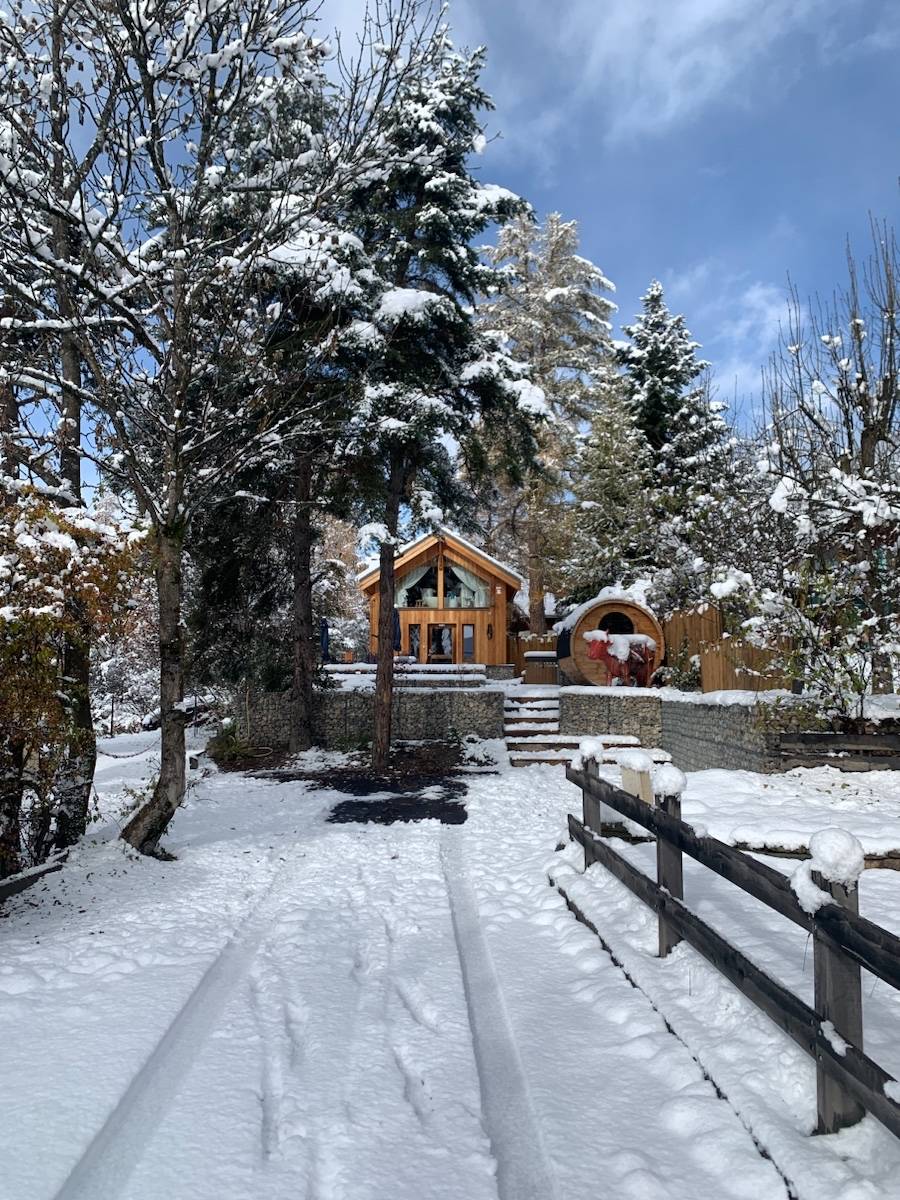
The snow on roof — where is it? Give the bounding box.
[356,526,523,586]
[553,581,656,633]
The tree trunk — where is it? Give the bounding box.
[372,537,397,771]
[290,456,316,753]
[0,741,25,878]
[53,625,97,850]
[372,463,404,771]
[121,526,186,855]
[527,517,546,635]
[47,10,96,849]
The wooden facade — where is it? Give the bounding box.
[358,529,521,667]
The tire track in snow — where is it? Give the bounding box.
[441,829,560,1200]
[50,858,291,1200]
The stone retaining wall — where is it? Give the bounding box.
[235,686,505,749]
[660,700,782,773]
[558,689,663,746]
[559,687,783,773]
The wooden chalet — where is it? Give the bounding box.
[357,528,521,666]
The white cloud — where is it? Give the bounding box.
[664,259,788,419]
[565,0,843,143]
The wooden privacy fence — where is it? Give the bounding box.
[700,637,793,693]
[562,760,900,1140]
[662,606,722,662]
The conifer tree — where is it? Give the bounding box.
[345,37,541,768]
[567,381,656,602]
[480,213,617,631]
[616,281,730,611]
[618,281,710,457]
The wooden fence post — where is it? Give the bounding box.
[582,759,605,854]
[655,787,684,958]
[813,871,865,1134]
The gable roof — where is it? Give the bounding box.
[357,526,523,592]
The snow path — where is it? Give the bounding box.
[4,741,876,1199]
[441,831,559,1200]
[53,855,288,1200]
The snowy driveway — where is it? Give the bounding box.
[0,741,824,1199]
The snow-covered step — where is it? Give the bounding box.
[504,701,559,712]
[505,734,641,751]
[504,720,561,729]
[509,746,671,768]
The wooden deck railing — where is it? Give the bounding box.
[562,761,900,1140]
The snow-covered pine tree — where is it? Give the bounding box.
[480,214,617,632]
[345,36,542,769]
[567,380,656,602]
[617,281,730,611]
[619,281,710,457]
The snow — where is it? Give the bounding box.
[616,748,655,774]
[808,827,865,887]
[582,629,656,660]
[375,287,450,323]
[662,765,900,856]
[653,762,687,798]
[558,685,794,707]
[570,736,605,771]
[5,738,900,1197]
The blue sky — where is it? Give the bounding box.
[331,0,900,424]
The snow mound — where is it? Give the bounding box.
[571,736,605,771]
[653,763,687,799]
[808,827,865,887]
[790,827,864,914]
[617,749,654,775]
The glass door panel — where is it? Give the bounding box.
[427,624,454,664]
[462,624,475,662]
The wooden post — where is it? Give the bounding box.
[655,788,684,957]
[813,871,865,1134]
[582,759,603,850]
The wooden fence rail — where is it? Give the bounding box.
[563,762,900,1140]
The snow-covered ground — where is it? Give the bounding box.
[2,737,900,1198]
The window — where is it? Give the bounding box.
[598,612,634,635]
[395,563,438,608]
[409,625,421,660]
[443,561,490,608]
[462,624,475,662]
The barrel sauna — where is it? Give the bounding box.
[556,597,665,686]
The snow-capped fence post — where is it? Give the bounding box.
[652,765,687,958]
[809,830,866,1134]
